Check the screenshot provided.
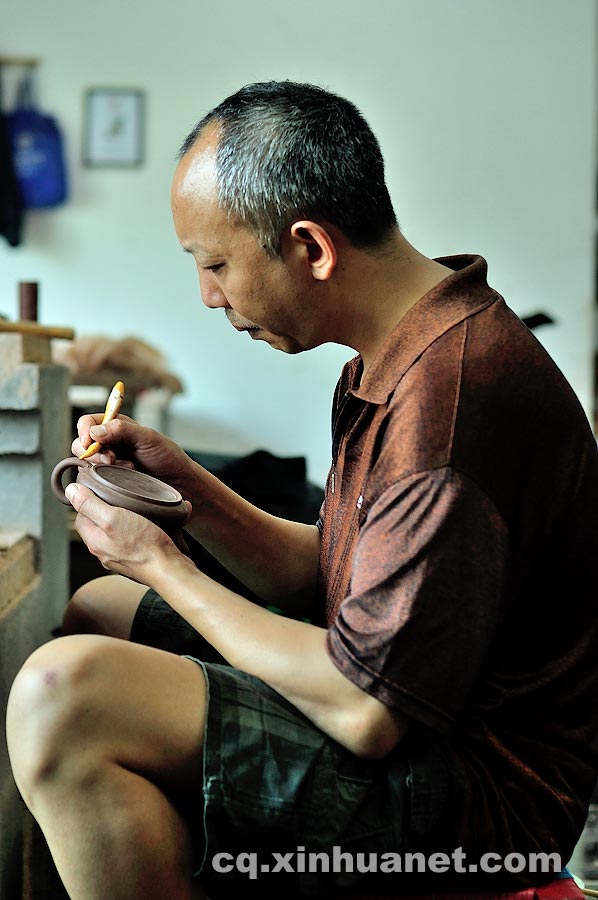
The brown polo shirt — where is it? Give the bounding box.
[318,254,598,861]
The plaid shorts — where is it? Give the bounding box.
[131,590,458,899]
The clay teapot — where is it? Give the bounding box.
[51,457,188,533]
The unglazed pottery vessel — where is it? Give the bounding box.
[51,457,188,532]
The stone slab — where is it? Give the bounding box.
[0,359,70,896]
[0,411,40,455]
[0,365,41,411]
[0,458,43,538]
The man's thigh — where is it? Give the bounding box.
[190,661,426,899]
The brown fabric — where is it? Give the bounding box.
[318,255,598,864]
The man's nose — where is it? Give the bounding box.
[198,270,230,309]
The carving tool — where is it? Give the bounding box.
[79,380,125,459]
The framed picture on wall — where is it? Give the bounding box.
[83,89,144,167]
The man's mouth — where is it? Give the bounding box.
[228,315,260,333]
[232,323,260,335]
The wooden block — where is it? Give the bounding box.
[0,333,52,367]
[0,534,36,616]
[0,530,27,550]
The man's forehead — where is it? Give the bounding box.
[176,144,218,201]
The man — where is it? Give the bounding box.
[6,81,598,900]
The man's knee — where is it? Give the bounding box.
[62,580,103,635]
[62,574,143,639]
[6,635,116,803]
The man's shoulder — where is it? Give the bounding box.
[372,298,598,509]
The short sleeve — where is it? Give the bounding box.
[326,466,509,733]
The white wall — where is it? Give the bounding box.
[2,0,596,487]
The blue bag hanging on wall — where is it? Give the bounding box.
[8,71,68,209]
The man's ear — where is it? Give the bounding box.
[289,221,337,281]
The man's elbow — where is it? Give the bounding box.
[343,704,409,760]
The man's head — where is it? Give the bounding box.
[177,80,398,256]
[171,81,403,356]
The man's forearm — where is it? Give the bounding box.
[183,462,321,616]
[148,556,406,760]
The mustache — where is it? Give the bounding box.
[225,310,259,330]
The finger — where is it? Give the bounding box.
[64,485,113,562]
[74,413,107,455]
[113,459,135,470]
[76,412,105,435]
[73,412,136,456]
[87,416,137,448]
[65,483,115,529]
[74,417,140,463]
[70,438,115,465]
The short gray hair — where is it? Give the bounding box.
[178,81,398,255]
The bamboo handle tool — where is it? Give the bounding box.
[79,381,125,459]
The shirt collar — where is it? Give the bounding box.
[349,254,500,404]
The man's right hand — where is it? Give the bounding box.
[74,413,321,617]
[72,414,196,495]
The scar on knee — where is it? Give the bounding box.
[43,671,58,687]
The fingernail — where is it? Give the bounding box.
[65,484,79,502]
[99,453,111,464]
[90,425,107,437]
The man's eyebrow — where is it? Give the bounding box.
[182,244,211,256]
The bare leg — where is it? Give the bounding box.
[62,574,146,639]
[7,634,208,900]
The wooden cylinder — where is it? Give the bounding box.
[18,282,39,322]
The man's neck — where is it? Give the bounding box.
[334,231,454,374]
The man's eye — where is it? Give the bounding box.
[203,263,224,273]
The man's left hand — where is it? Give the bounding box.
[65,483,191,584]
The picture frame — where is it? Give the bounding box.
[83,89,144,167]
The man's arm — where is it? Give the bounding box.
[182,463,321,618]
[151,553,407,759]
[72,414,321,618]
[66,484,407,760]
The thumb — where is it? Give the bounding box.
[89,416,133,445]
[65,483,109,523]
[65,482,86,509]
